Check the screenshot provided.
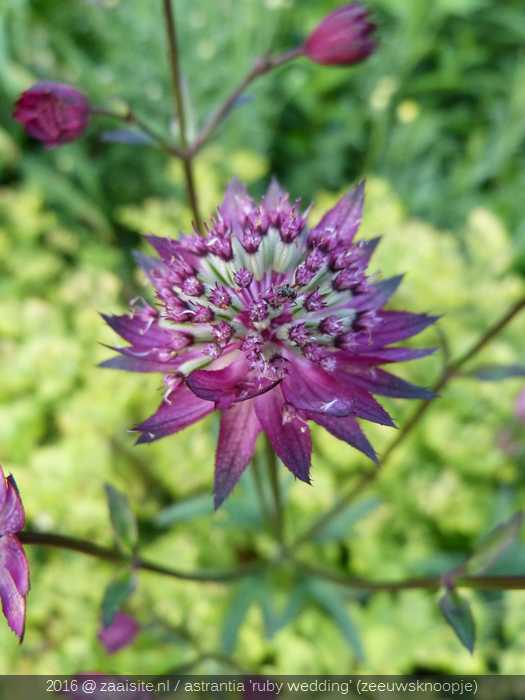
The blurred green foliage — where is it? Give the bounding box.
[0,0,525,676]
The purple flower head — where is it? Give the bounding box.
[102,179,436,508]
[98,612,139,654]
[0,465,29,641]
[304,3,377,67]
[13,82,90,148]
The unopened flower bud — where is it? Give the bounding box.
[13,82,90,147]
[304,3,376,67]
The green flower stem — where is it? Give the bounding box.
[266,435,285,546]
[252,451,273,527]
[297,562,525,592]
[162,0,204,233]
[19,531,261,583]
[91,106,185,158]
[189,47,304,157]
[293,294,525,549]
[20,531,525,593]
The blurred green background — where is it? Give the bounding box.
[1,0,525,675]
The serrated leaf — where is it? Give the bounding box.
[100,129,153,145]
[439,589,476,653]
[313,497,382,543]
[221,577,263,655]
[104,483,138,553]
[468,364,525,381]
[154,494,213,528]
[101,574,137,627]
[305,579,364,662]
[466,512,524,575]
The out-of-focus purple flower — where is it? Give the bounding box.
[304,3,376,67]
[13,82,90,148]
[496,428,521,458]
[515,388,525,423]
[0,465,29,641]
[98,612,139,654]
[102,179,436,508]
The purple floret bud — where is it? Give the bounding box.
[212,321,234,346]
[240,228,262,253]
[320,316,345,336]
[209,284,232,309]
[306,247,326,271]
[304,289,326,312]
[289,323,310,346]
[234,268,253,288]
[182,276,204,297]
[249,300,269,323]
[207,235,232,260]
[295,263,316,287]
[192,305,215,323]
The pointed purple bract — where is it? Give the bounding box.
[215,400,261,508]
[255,388,312,483]
[0,466,29,641]
[102,180,436,505]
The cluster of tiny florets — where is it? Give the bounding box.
[130,181,380,382]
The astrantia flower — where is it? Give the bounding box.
[13,82,90,148]
[304,3,377,67]
[102,180,436,507]
[0,466,29,640]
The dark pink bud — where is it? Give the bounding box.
[304,3,376,67]
[13,81,90,148]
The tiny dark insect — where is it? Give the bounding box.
[277,284,297,300]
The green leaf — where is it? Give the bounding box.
[101,573,137,627]
[221,577,263,655]
[154,494,213,528]
[439,589,476,653]
[466,512,524,575]
[104,483,138,553]
[264,584,309,638]
[305,579,365,662]
[312,497,382,543]
[468,364,525,381]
